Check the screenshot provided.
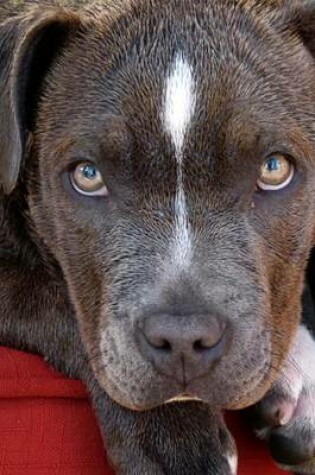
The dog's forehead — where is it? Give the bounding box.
[97,5,259,140]
[44,0,313,175]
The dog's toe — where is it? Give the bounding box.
[255,393,296,428]
[252,324,315,474]
[269,432,315,466]
[254,394,315,474]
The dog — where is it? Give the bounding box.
[1,1,315,473]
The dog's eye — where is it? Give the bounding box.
[70,162,108,196]
[257,154,294,191]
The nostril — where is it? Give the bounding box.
[193,339,212,351]
[150,338,172,351]
[141,327,172,351]
[193,324,227,352]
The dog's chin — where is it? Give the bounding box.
[114,394,206,412]
[94,350,273,412]
[106,389,262,413]
[102,385,201,412]
[101,380,264,412]
[96,369,272,412]
[98,373,207,411]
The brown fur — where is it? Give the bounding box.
[1,1,315,473]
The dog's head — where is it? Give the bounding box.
[1,0,315,411]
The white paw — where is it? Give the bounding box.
[253,324,315,474]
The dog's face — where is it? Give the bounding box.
[1,0,315,411]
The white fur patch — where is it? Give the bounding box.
[173,185,192,269]
[256,323,315,441]
[276,324,315,404]
[164,54,196,154]
[163,54,196,270]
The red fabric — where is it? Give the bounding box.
[0,347,288,474]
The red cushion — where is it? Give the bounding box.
[0,347,288,474]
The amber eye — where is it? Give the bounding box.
[257,154,294,191]
[70,162,108,196]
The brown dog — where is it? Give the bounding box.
[1,1,315,473]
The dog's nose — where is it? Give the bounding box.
[269,433,315,466]
[137,314,228,383]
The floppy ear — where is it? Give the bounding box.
[0,5,81,194]
[288,2,315,54]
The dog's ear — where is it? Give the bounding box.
[0,6,81,194]
[267,2,315,59]
[290,2,315,54]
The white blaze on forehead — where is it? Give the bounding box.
[163,54,196,269]
[164,54,196,154]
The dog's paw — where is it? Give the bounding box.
[105,405,237,475]
[252,324,315,474]
[108,442,236,475]
[106,442,166,475]
[113,456,165,475]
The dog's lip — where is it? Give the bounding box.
[164,393,203,404]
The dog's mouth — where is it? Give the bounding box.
[94,349,273,413]
[95,317,273,412]
[164,393,204,404]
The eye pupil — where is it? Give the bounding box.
[266,157,279,172]
[82,165,97,180]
